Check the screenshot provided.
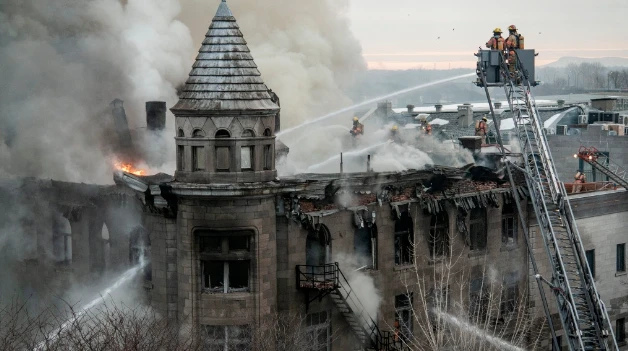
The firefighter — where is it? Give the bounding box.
[505,25,524,77]
[486,28,504,50]
[390,125,400,142]
[573,169,586,193]
[419,116,432,135]
[475,116,488,144]
[350,116,364,137]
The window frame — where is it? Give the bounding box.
[192,146,206,171]
[394,212,414,266]
[617,243,626,273]
[428,211,449,258]
[198,231,253,294]
[586,249,596,279]
[395,293,414,342]
[501,202,518,246]
[616,318,626,344]
[469,208,487,251]
[305,310,331,351]
[202,325,252,351]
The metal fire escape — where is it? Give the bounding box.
[476,49,619,351]
[296,263,398,350]
[576,146,628,190]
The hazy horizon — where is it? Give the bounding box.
[348,0,628,70]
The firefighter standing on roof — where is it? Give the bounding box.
[419,116,432,135]
[350,117,364,137]
[505,25,524,75]
[475,116,488,144]
[390,125,400,143]
[486,28,504,50]
[573,169,586,193]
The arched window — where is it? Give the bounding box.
[429,211,449,258]
[263,128,272,137]
[469,208,487,251]
[178,129,185,137]
[192,129,206,137]
[306,224,331,275]
[502,202,517,245]
[130,226,152,281]
[215,129,231,138]
[395,211,414,265]
[52,214,72,264]
[355,225,377,269]
[242,129,255,137]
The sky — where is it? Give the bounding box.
[347,0,628,70]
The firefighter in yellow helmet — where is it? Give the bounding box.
[505,25,524,77]
[390,125,401,142]
[475,115,489,144]
[350,116,364,137]
[486,28,504,50]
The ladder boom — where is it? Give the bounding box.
[577,146,628,190]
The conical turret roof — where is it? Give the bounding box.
[172,0,279,113]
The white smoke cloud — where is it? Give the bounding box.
[0,0,192,183]
[178,0,366,129]
[333,252,381,325]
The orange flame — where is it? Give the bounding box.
[115,162,145,176]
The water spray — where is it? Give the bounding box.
[277,73,475,138]
[435,310,526,351]
[34,255,149,351]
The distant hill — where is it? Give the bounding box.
[542,57,628,68]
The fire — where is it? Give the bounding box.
[114,162,145,176]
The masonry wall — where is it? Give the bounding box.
[528,191,628,350]
[547,131,628,182]
[176,196,277,331]
[278,194,529,350]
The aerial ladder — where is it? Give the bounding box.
[475,48,619,351]
[576,146,628,190]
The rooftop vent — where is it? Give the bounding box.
[494,102,502,109]
[435,104,443,112]
[407,104,415,113]
[457,104,474,127]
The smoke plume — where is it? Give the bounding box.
[0,0,193,183]
[178,0,366,129]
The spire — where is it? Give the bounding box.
[172,0,278,113]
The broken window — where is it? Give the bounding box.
[177,145,185,171]
[306,225,331,276]
[428,211,449,258]
[199,231,252,293]
[501,202,517,246]
[469,208,487,251]
[52,214,72,264]
[263,145,272,170]
[241,146,253,171]
[501,272,518,316]
[216,147,230,172]
[192,146,206,171]
[354,226,377,269]
[394,211,413,265]
[305,311,331,351]
[215,129,231,138]
[469,278,489,321]
[395,293,413,342]
[202,325,251,351]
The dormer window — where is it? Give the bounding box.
[215,129,231,138]
[242,129,255,137]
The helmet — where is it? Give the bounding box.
[353,116,359,122]
[493,27,502,34]
[419,116,427,122]
[391,125,398,131]
[508,25,517,31]
[482,116,488,121]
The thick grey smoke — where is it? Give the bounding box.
[0,0,192,183]
[178,0,366,129]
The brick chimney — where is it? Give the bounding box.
[457,103,474,127]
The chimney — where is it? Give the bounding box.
[494,102,502,109]
[435,104,443,112]
[406,104,415,113]
[458,136,482,153]
[557,99,565,107]
[457,104,474,127]
[377,101,393,117]
[146,101,167,131]
[110,99,134,149]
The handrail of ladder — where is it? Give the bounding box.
[335,263,390,349]
[499,51,594,350]
[510,50,618,350]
